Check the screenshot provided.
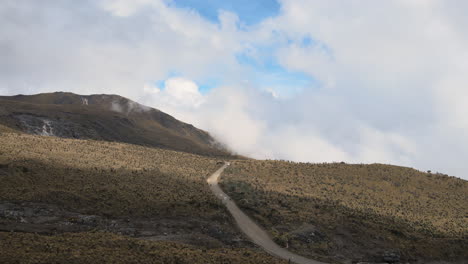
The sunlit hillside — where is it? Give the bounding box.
[0,132,283,263]
[222,160,468,263]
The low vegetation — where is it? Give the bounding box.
[0,232,286,264]
[222,160,468,262]
[0,132,284,263]
[0,132,223,220]
[0,124,20,134]
[1,129,467,263]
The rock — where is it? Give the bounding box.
[382,251,400,263]
[78,215,98,226]
[294,230,326,244]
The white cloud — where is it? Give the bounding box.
[164,78,204,107]
[99,0,153,17]
[141,77,204,111]
[0,0,244,98]
[261,0,468,177]
[110,101,124,113]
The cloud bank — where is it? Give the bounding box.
[1,0,468,179]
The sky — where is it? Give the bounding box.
[1,0,468,179]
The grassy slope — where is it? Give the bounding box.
[0,124,20,133]
[0,232,286,264]
[222,160,468,263]
[2,130,467,263]
[0,133,222,219]
[0,132,285,263]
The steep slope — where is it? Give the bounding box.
[0,92,229,157]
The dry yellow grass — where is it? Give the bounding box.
[0,232,286,264]
[2,131,467,262]
[222,160,468,262]
[0,124,20,133]
[0,132,222,219]
[0,133,286,263]
[224,160,467,237]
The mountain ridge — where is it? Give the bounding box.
[0,92,230,157]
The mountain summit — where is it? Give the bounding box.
[0,92,229,156]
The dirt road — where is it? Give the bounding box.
[207,163,327,264]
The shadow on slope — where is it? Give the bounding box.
[221,162,468,264]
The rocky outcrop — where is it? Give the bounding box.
[0,201,245,248]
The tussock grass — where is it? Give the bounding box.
[0,232,286,264]
[0,124,20,134]
[222,160,468,261]
[0,133,222,219]
[0,133,284,263]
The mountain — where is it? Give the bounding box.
[1,92,466,264]
[1,131,466,263]
[0,92,230,157]
[0,114,466,263]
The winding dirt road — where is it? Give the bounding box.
[207,163,327,264]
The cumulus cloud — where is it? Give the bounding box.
[99,0,153,17]
[160,84,418,167]
[233,0,468,177]
[0,0,243,97]
[1,0,468,179]
[139,77,204,116]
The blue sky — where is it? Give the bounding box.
[235,51,316,97]
[172,0,280,25]
[156,49,316,97]
[170,0,313,97]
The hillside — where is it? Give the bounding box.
[0,232,287,264]
[0,92,229,157]
[1,129,467,263]
[221,160,468,263]
[0,133,221,220]
[1,116,467,264]
[0,132,284,263]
